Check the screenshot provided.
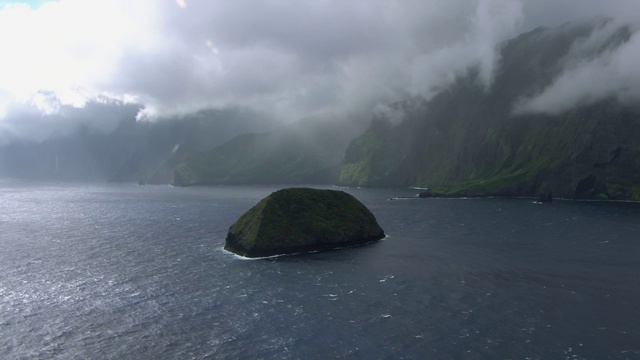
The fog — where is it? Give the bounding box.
[515,19,640,114]
[1,0,639,142]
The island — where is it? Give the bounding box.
[225,188,385,258]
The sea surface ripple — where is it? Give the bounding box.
[1,182,639,359]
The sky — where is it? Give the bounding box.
[0,0,639,142]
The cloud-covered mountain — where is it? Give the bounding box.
[171,114,367,186]
[340,19,640,200]
[2,2,640,201]
[0,107,277,181]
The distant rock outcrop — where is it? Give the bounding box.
[536,183,553,203]
[225,188,385,258]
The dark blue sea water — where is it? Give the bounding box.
[1,182,639,359]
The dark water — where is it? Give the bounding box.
[1,182,639,359]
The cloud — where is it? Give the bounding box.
[1,0,639,141]
[406,0,522,97]
[514,20,640,114]
[0,98,140,145]
[0,0,160,122]
[522,0,640,30]
[474,0,523,88]
[1,0,525,123]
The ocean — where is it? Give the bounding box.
[1,182,639,359]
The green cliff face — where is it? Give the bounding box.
[225,188,385,258]
[340,21,640,201]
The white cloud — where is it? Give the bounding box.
[0,0,160,111]
[473,0,523,88]
[0,0,527,125]
[515,20,640,114]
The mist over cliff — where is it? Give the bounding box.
[340,19,640,200]
[0,107,277,182]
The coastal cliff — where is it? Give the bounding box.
[339,21,640,200]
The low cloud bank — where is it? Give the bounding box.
[515,19,640,114]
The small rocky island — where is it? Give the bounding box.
[225,188,385,258]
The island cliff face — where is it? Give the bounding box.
[225,188,385,258]
[339,21,640,201]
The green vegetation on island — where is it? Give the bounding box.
[225,188,385,258]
